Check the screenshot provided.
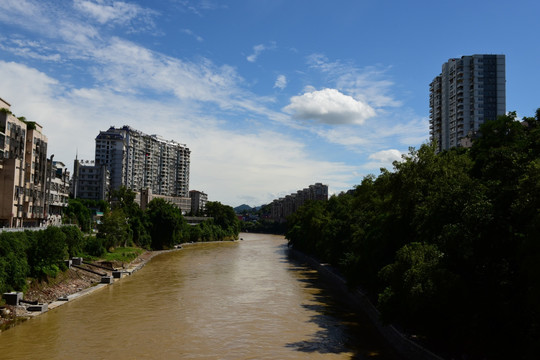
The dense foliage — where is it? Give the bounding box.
[1,189,240,295]
[68,188,241,251]
[286,111,540,359]
[0,226,87,293]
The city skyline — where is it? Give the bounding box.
[1,1,539,206]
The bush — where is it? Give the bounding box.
[83,237,106,257]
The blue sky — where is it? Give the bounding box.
[0,0,539,207]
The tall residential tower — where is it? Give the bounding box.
[95,126,190,197]
[429,54,506,152]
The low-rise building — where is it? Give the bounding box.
[139,188,191,215]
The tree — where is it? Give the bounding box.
[27,227,68,278]
[97,208,131,250]
[64,199,92,232]
[146,198,186,249]
[61,225,85,257]
[0,232,29,293]
[110,186,149,248]
[205,201,240,239]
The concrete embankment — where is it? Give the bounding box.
[8,249,177,322]
[288,248,446,360]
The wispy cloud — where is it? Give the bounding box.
[283,88,376,125]
[307,53,401,108]
[246,42,276,63]
[73,0,159,32]
[0,60,356,205]
[247,44,266,63]
[274,74,287,89]
[0,38,62,62]
[181,29,204,42]
[0,0,428,206]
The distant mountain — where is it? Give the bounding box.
[234,204,253,213]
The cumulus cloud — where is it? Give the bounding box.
[283,88,376,125]
[274,74,287,89]
[369,149,403,163]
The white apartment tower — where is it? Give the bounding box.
[95,126,190,197]
[429,54,506,152]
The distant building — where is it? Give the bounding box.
[0,97,49,227]
[139,188,191,215]
[429,54,506,152]
[189,190,208,215]
[95,126,190,197]
[72,158,110,201]
[271,183,328,222]
[45,160,70,226]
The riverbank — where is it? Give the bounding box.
[0,248,173,332]
[287,248,446,360]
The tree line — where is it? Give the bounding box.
[1,189,240,294]
[286,110,540,359]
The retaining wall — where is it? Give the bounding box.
[288,248,446,360]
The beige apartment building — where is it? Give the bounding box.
[0,97,49,228]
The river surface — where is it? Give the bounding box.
[0,233,396,359]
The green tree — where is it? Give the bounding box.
[0,232,30,293]
[64,199,92,232]
[146,198,186,249]
[61,225,85,257]
[27,227,68,278]
[110,186,150,248]
[97,208,131,250]
[205,201,240,239]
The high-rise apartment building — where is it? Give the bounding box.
[429,54,506,152]
[95,126,190,197]
[0,97,49,227]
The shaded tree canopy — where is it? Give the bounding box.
[286,110,540,359]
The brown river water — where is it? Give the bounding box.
[0,233,396,360]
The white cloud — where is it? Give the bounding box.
[307,54,401,108]
[246,42,276,63]
[0,38,61,62]
[247,44,266,63]
[274,74,287,89]
[0,61,357,206]
[369,149,403,163]
[283,88,376,125]
[73,0,157,28]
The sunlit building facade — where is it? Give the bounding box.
[0,97,49,227]
[95,126,190,197]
